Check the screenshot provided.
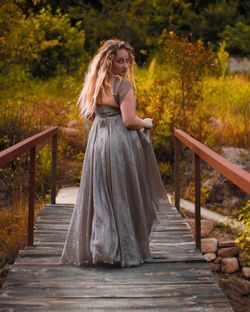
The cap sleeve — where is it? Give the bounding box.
[112,78,132,106]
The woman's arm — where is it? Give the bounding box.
[120,89,153,129]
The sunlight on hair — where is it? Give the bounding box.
[77,39,136,118]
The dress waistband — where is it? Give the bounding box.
[95,104,121,117]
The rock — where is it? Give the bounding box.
[218,240,235,248]
[208,117,223,131]
[186,219,214,238]
[214,257,221,264]
[67,120,81,127]
[221,257,239,274]
[205,177,246,208]
[61,127,81,137]
[242,267,250,279]
[201,238,218,253]
[204,147,250,211]
[200,219,215,237]
[203,253,217,262]
[208,262,220,271]
[219,271,250,311]
[229,56,250,74]
[222,197,242,216]
[218,246,240,258]
[221,147,250,171]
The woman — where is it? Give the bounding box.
[60,39,167,267]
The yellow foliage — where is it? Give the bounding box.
[202,76,250,147]
[0,197,42,268]
[159,161,170,175]
[0,199,27,267]
[234,200,250,263]
[40,39,60,51]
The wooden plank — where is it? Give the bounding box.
[1,284,228,300]
[0,297,233,312]
[3,263,215,283]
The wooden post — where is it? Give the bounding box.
[174,136,180,211]
[28,146,36,246]
[195,153,201,250]
[51,133,57,205]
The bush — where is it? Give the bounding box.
[221,22,250,55]
[137,34,215,159]
[0,3,87,79]
[202,76,250,147]
[234,200,250,264]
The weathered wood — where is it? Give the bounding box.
[0,201,233,311]
[0,297,233,312]
[1,284,227,299]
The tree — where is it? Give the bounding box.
[200,0,238,49]
[137,33,215,160]
[221,22,250,55]
[0,2,87,78]
[10,0,250,58]
[0,1,24,73]
[67,0,173,64]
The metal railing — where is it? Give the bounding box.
[174,128,250,250]
[0,127,58,246]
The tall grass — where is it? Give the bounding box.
[136,60,250,150]
[202,75,250,148]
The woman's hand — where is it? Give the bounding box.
[143,118,153,129]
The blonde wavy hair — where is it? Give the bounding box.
[78,39,136,118]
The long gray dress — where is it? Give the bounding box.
[59,77,168,267]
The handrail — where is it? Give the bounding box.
[0,127,58,246]
[174,128,250,250]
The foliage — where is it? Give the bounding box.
[0,2,87,78]
[221,22,250,55]
[158,161,170,184]
[0,101,35,151]
[67,0,173,64]
[0,156,37,269]
[36,145,52,189]
[137,33,215,164]
[215,41,229,78]
[14,0,250,60]
[234,200,250,263]
[0,195,43,269]
[0,73,81,152]
[0,203,27,268]
[199,0,238,49]
[202,76,250,147]
[162,33,215,133]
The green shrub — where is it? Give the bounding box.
[235,200,250,264]
[0,3,87,79]
[221,22,250,55]
[137,33,215,163]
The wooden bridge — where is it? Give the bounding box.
[0,199,233,311]
[1,127,249,311]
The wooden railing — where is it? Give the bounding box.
[174,128,250,250]
[0,127,58,246]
